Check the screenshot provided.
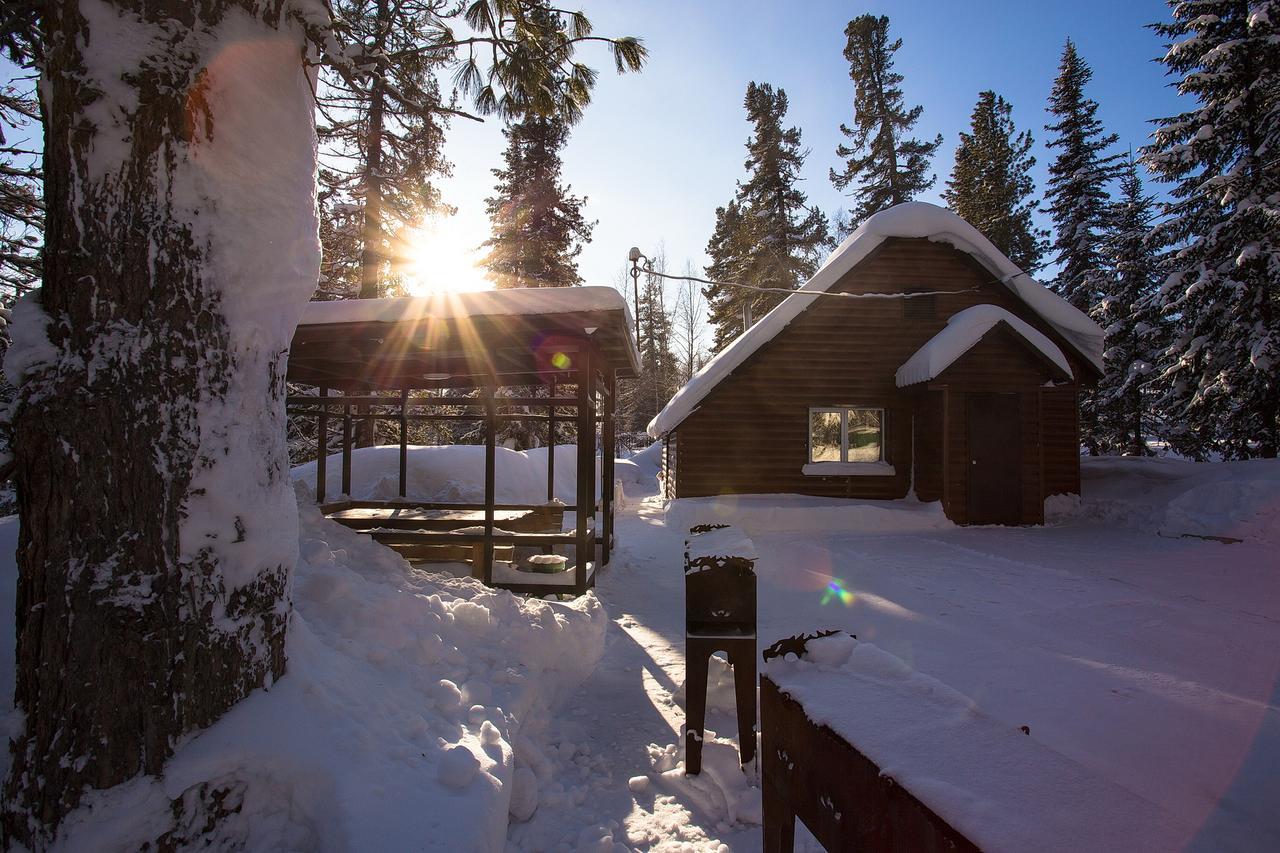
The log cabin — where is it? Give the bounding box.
[647,202,1105,525]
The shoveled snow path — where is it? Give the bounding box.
[509,485,1279,852]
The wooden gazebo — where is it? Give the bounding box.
[286,286,639,596]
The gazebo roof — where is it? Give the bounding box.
[287,286,640,390]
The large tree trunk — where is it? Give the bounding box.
[2,1,320,846]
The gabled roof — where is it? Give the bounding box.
[648,202,1104,438]
[895,304,1073,387]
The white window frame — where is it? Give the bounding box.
[805,406,892,475]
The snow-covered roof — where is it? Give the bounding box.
[647,202,1104,438]
[300,285,631,326]
[895,304,1073,387]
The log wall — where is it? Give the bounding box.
[670,238,1088,522]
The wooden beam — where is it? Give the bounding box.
[316,385,328,503]
[547,377,557,504]
[483,383,497,586]
[398,388,408,498]
[602,369,616,565]
[575,348,592,596]
[341,401,352,497]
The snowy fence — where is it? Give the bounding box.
[760,633,979,853]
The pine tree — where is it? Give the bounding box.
[632,251,678,429]
[480,112,595,287]
[1043,40,1123,312]
[1094,157,1164,455]
[1144,0,1280,459]
[0,80,41,299]
[3,2,318,842]
[317,0,452,300]
[830,15,942,225]
[705,83,829,351]
[944,91,1047,273]
[317,1,645,299]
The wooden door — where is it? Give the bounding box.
[966,393,1022,524]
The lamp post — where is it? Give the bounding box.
[627,247,645,350]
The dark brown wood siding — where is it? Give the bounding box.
[670,237,1086,519]
[1041,385,1081,496]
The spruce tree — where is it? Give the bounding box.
[317,0,452,300]
[944,91,1047,273]
[704,83,829,351]
[1043,39,1123,312]
[1144,1,1280,459]
[1094,157,1164,455]
[480,112,595,288]
[830,15,942,225]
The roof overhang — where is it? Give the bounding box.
[895,305,1074,387]
[287,286,640,390]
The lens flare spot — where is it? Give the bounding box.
[821,578,856,607]
[551,351,571,369]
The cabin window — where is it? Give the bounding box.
[808,407,884,464]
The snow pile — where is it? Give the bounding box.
[667,493,953,537]
[1046,456,1280,543]
[293,444,585,505]
[19,489,607,851]
[895,304,1073,387]
[766,638,1196,852]
[649,201,1103,438]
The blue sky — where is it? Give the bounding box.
[434,0,1185,295]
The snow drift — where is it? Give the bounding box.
[1047,456,1280,544]
[2,490,607,851]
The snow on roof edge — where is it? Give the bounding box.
[648,202,1103,439]
[300,285,631,325]
[895,305,1073,387]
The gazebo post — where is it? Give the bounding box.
[398,387,408,498]
[602,370,615,565]
[341,393,352,497]
[483,383,497,586]
[546,377,556,503]
[574,346,593,595]
[316,385,328,504]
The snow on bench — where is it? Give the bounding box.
[762,633,1196,852]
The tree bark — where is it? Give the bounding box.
[3,1,319,845]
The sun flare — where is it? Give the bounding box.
[402,216,492,296]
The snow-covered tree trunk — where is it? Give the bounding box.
[2,0,320,845]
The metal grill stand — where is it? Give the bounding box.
[684,523,758,775]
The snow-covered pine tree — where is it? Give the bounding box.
[1094,156,1165,455]
[830,14,942,226]
[943,91,1047,274]
[1044,40,1123,312]
[704,83,829,351]
[1,1,324,843]
[1044,39,1124,455]
[1144,0,1279,459]
[480,111,595,288]
[0,85,40,300]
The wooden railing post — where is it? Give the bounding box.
[317,385,328,503]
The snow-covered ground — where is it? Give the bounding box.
[0,449,1276,850]
[506,453,1280,851]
